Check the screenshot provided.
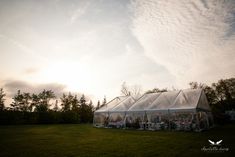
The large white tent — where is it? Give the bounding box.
[93,89,213,131]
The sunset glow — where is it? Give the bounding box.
[0,0,234,105]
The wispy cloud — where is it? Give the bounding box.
[3,80,67,98]
[0,34,47,62]
[0,0,234,102]
[70,1,90,24]
[131,0,235,87]
[23,67,40,75]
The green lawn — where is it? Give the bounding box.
[0,124,234,157]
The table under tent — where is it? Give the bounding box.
[93,89,213,131]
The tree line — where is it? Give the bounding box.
[0,77,234,125]
[0,89,95,124]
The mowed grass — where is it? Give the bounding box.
[0,124,234,157]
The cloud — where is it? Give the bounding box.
[70,1,90,24]
[0,34,34,56]
[2,80,93,105]
[23,67,40,75]
[3,80,67,98]
[131,0,235,87]
[1,0,234,102]
[0,34,47,62]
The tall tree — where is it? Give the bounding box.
[189,82,205,89]
[88,100,94,111]
[10,90,23,111]
[80,94,86,106]
[87,100,94,121]
[96,100,100,110]
[188,79,235,124]
[79,94,86,123]
[212,78,235,109]
[31,93,40,111]
[71,95,79,111]
[10,90,32,112]
[121,82,130,96]
[145,88,168,94]
[53,100,59,112]
[213,78,235,101]
[78,94,93,123]
[189,82,218,105]
[0,88,6,111]
[120,82,142,99]
[189,79,235,107]
[100,96,106,108]
[203,86,217,105]
[22,92,31,112]
[35,89,55,112]
[60,93,71,112]
[60,93,79,112]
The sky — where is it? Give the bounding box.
[0,0,235,105]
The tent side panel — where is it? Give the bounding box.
[197,90,211,111]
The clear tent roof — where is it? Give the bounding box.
[95,96,128,113]
[171,89,210,111]
[170,89,201,110]
[110,96,136,112]
[147,90,180,111]
[128,89,211,112]
[95,89,211,113]
[128,93,161,111]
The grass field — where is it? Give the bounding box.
[0,124,234,157]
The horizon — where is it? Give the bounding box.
[0,0,235,106]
